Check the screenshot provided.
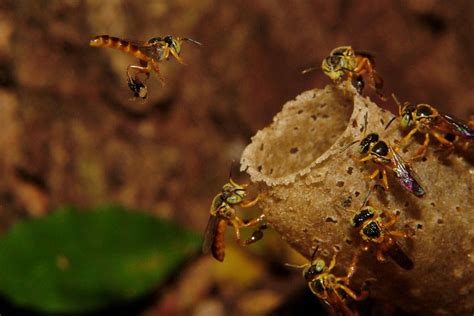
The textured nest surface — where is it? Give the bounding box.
[241,84,474,314]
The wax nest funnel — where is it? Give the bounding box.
[241,85,474,314]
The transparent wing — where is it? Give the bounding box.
[202,215,219,255]
[385,238,414,270]
[120,38,166,61]
[437,113,474,139]
[391,148,425,197]
[354,50,376,64]
[325,291,357,316]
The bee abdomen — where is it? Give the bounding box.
[89,35,140,55]
[212,219,227,262]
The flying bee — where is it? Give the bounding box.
[286,247,368,316]
[90,35,202,98]
[387,95,474,157]
[358,133,425,197]
[320,46,384,98]
[350,189,414,270]
[202,178,266,262]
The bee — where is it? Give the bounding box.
[202,178,266,262]
[389,95,474,157]
[321,46,384,98]
[286,247,368,316]
[358,133,425,197]
[351,189,414,270]
[89,35,202,98]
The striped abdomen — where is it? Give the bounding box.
[89,35,149,61]
[211,219,227,262]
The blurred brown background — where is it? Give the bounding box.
[0,0,473,315]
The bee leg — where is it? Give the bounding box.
[389,230,412,238]
[345,251,360,280]
[381,169,389,191]
[359,154,373,163]
[431,130,455,148]
[231,222,243,245]
[244,223,267,245]
[338,284,369,301]
[151,60,166,86]
[383,211,398,228]
[240,195,260,208]
[170,48,187,65]
[127,64,151,79]
[373,71,386,100]
[376,249,387,263]
[414,133,430,157]
[326,253,338,274]
[367,168,380,180]
[351,74,365,94]
[362,243,370,252]
[242,214,266,228]
[337,252,359,286]
[401,127,419,147]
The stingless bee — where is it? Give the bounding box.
[358,133,425,197]
[320,46,384,98]
[286,247,367,316]
[388,94,474,157]
[351,189,414,270]
[89,35,202,98]
[202,178,266,262]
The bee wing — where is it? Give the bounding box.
[323,292,357,316]
[390,148,425,197]
[202,215,220,255]
[120,38,148,47]
[384,239,414,270]
[437,113,474,139]
[354,50,376,64]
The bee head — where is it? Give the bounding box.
[321,55,344,81]
[358,133,379,153]
[400,105,416,129]
[222,180,246,205]
[303,259,325,281]
[163,35,181,55]
[352,206,375,227]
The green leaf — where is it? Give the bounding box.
[0,206,201,313]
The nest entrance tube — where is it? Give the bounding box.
[240,84,474,314]
[242,85,354,185]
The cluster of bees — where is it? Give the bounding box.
[90,37,473,315]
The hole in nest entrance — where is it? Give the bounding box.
[249,88,353,179]
[325,216,338,223]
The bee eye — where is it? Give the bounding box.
[401,114,412,128]
[164,36,173,46]
[227,195,239,204]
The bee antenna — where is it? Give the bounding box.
[391,93,402,107]
[183,37,202,46]
[339,139,360,153]
[310,245,320,262]
[301,67,318,75]
[228,160,235,180]
[363,112,368,136]
[361,188,372,208]
[385,116,397,130]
